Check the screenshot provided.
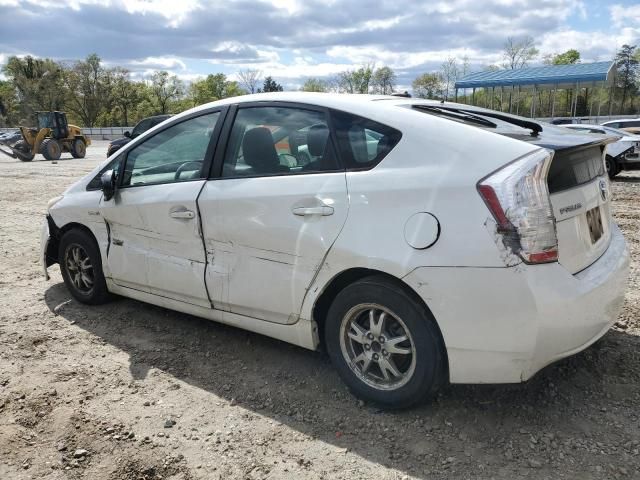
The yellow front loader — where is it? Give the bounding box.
[0,111,91,162]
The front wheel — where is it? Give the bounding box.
[325,275,445,409]
[59,229,111,304]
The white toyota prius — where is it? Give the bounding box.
[41,93,629,408]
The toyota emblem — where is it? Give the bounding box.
[599,179,608,201]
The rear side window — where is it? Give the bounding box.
[331,110,401,170]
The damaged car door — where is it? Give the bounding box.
[99,110,223,307]
[198,103,348,324]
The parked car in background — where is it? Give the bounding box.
[601,118,640,135]
[42,93,629,408]
[106,115,172,156]
[562,124,640,178]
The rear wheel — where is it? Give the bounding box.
[605,155,619,179]
[71,138,87,158]
[14,140,34,162]
[325,275,445,409]
[59,229,111,305]
[41,139,62,160]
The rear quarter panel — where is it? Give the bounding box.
[300,108,540,321]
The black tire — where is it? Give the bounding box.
[71,138,87,158]
[14,140,34,162]
[41,139,62,160]
[605,155,619,179]
[58,229,111,305]
[325,275,445,409]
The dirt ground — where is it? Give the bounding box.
[0,141,638,480]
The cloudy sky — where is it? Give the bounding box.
[0,0,639,89]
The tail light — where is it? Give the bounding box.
[477,149,557,264]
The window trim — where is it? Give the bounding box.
[208,101,345,180]
[115,106,228,190]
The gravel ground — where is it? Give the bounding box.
[0,141,638,480]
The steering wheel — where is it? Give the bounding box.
[174,161,202,180]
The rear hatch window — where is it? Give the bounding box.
[547,145,604,193]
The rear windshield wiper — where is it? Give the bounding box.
[420,105,543,137]
[413,105,497,129]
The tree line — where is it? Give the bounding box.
[1,41,638,127]
[0,54,288,128]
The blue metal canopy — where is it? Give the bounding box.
[455,61,614,89]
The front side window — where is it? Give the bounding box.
[222,106,339,178]
[121,112,220,187]
[331,110,402,170]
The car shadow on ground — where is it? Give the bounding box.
[44,282,639,477]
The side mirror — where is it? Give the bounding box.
[101,169,117,201]
[124,131,131,138]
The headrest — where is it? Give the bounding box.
[242,127,280,173]
[307,124,329,157]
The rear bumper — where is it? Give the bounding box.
[403,223,629,384]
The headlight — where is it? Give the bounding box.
[47,195,64,211]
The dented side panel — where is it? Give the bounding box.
[198,172,349,324]
[99,180,211,308]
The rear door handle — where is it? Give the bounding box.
[169,210,195,219]
[292,205,334,216]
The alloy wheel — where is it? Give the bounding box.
[64,244,94,294]
[340,303,417,391]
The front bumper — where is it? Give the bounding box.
[40,217,51,280]
[403,223,630,384]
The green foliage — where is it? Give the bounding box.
[371,66,396,94]
[301,77,328,92]
[550,49,581,65]
[412,73,444,99]
[189,73,246,107]
[0,80,18,126]
[63,54,114,127]
[3,55,66,123]
[150,70,184,115]
[339,65,373,93]
[615,44,639,112]
[260,76,284,92]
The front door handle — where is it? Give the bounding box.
[169,210,195,219]
[292,205,334,216]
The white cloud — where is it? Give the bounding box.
[129,56,187,71]
[610,4,640,29]
[327,45,500,70]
